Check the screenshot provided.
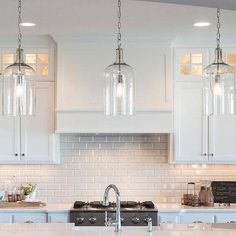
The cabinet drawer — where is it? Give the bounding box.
[215,213,236,223]
[14,213,47,223]
[48,213,69,223]
[158,213,179,223]
[179,213,215,223]
[0,213,13,223]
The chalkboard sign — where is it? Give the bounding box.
[211,181,236,203]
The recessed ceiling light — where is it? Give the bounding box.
[193,22,211,27]
[20,22,36,27]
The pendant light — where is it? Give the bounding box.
[203,9,236,115]
[2,0,36,116]
[104,0,135,116]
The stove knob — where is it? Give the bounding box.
[144,217,152,224]
[76,217,84,224]
[131,217,140,224]
[89,217,97,224]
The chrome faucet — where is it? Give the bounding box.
[103,184,121,232]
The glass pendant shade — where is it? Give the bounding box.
[203,48,236,115]
[104,48,135,116]
[2,48,36,116]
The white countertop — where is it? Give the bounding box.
[1,203,236,213]
[156,203,236,213]
[0,204,72,213]
[1,223,236,236]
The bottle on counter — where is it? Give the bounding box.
[205,187,214,207]
[199,186,207,206]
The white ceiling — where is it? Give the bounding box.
[1,0,236,41]
[136,0,236,11]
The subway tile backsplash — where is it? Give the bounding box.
[0,134,236,204]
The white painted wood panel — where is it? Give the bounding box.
[21,82,59,164]
[0,86,20,163]
[209,115,236,163]
[57,40,172,112]
[174,82,207,163]
[13,213,47,223]
[48,213,69,223]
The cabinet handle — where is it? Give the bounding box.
[24,221,34,223]
[21,154,25,157]
[210,153,214,157]
[14,153,18,156]
[202,153,207,156]
[192,221,203,223]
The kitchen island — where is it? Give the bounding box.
[1,223,236,236]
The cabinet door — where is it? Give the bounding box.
[216,213,236,223]
[0,213,13,223]
[20,82,59,164]
[174,82,208,163]
[13,213,47,223]
[158,212,179,223]
[179,213,215,223]
[209,115,236,163]
[48,213,69,223]
[0,85,20,163]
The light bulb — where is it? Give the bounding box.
[214,83,222,96]
[117,82,123,98]
[16,84,24,97]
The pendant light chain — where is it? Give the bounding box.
[18,0,22,50]
[216,8,221,49]
[117,0,122,50]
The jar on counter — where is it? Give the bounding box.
[206,187,214,207]
[199,186,207,206]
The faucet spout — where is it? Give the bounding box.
[102,184,121,232]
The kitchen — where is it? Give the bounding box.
[1,0,236,235]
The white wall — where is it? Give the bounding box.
[0,134,235,204]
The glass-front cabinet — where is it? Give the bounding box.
[175,49,208,81]
[0,49,53,81]
[173,47,236,164]
[0,39,59,164]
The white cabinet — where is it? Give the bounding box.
[209,115,236,163]
[0,83,59,164]
[173,47,236,164]
[174,82,236,164]
[56,38,173,133]
[0,213,13,223]
[158,212,179,223]
[13,213,47,223]
[20,82,59,164]
[174,82,208,163]
[215,213,236,223]
[47,212,69,223]
[179,212,215,223]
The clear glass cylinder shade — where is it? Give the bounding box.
[203,48,236,115]
[2,49,36,116]
[104,49,135,116]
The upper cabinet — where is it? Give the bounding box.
[173,47,236,164]
[0,37,59,164]
[55,38,173,133]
